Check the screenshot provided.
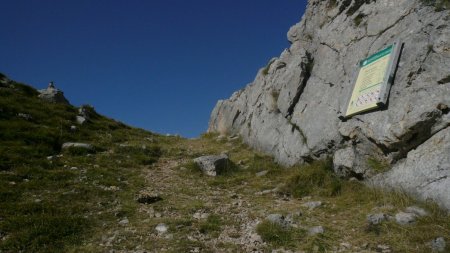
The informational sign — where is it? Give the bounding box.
[343,41,402,118]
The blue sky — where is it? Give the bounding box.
[0,0,307,137]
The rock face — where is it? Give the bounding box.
[38,82,70,104]
[208,1,450,210]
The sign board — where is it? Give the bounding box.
[343,41,402,118]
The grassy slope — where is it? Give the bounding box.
[0,78,161,252]
[0,77,449,252]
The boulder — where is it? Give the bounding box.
[193,154,230,176]
[208,0,450,210]
[38,82,69,104]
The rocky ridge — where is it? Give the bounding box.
[208,0,450,210]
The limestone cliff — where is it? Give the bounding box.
[208,0,450,210]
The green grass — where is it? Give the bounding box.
[421,0,450,10]
[0,79,162,252]
[262,59,276,76]
[199,214,222,236]
[280,159,342,198]
[353,13,367,26]
[256,220,305,248]
[367,157,390,173]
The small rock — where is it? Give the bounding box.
[430,237,446,252]
[308,226,324,235]
[155,223,168,234]
[193,154,230,176]
[17,113,32,120]
[376,244,391,253]
[76,116,86,125]
[61,142,93,150]
[255,187,278,195]
[256,170,269,177]
[340,242,351,249]
[119,218,129,226]
[405,206,428,217]
[8,181,16,185]
[266,213,290,229]
[367,213,389,225]
[302,201,322,209]
[395,212,416,225]
[193,211,209,219]
[69,167,78,170]
[70,125,77,131]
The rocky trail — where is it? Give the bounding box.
[81,135,449,253]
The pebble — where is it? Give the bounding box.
[256,170,269,177]
[308,226,324,235]
[119,218,129,226]
[367,213,389,225]
[155,223,168,234]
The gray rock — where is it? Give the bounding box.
[193,154,230,176]
[38,82,69,104]
[302,201,322,210]
[70,125,77,131]
[17,113,32,120]
[76,116,86,125]
[255,170,269,177]
[395,212,416,225]
[308,226,324,235]
[367,213,389,225]
[430,237,447,252]
[266,213,290,229]
[155,223,168,234]
[61,142,93,150]
[405,206,428,217]
[118,217,129,226]
[371,128,450,210]
[208,0,450,210]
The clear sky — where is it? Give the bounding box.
[0,0,307,138]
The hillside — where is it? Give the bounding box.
[0,73,449,252]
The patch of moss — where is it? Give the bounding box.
[353,13,367,26]
[367,157,390,173]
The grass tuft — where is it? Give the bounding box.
[280,159,342,198]
[256,220,304,248]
